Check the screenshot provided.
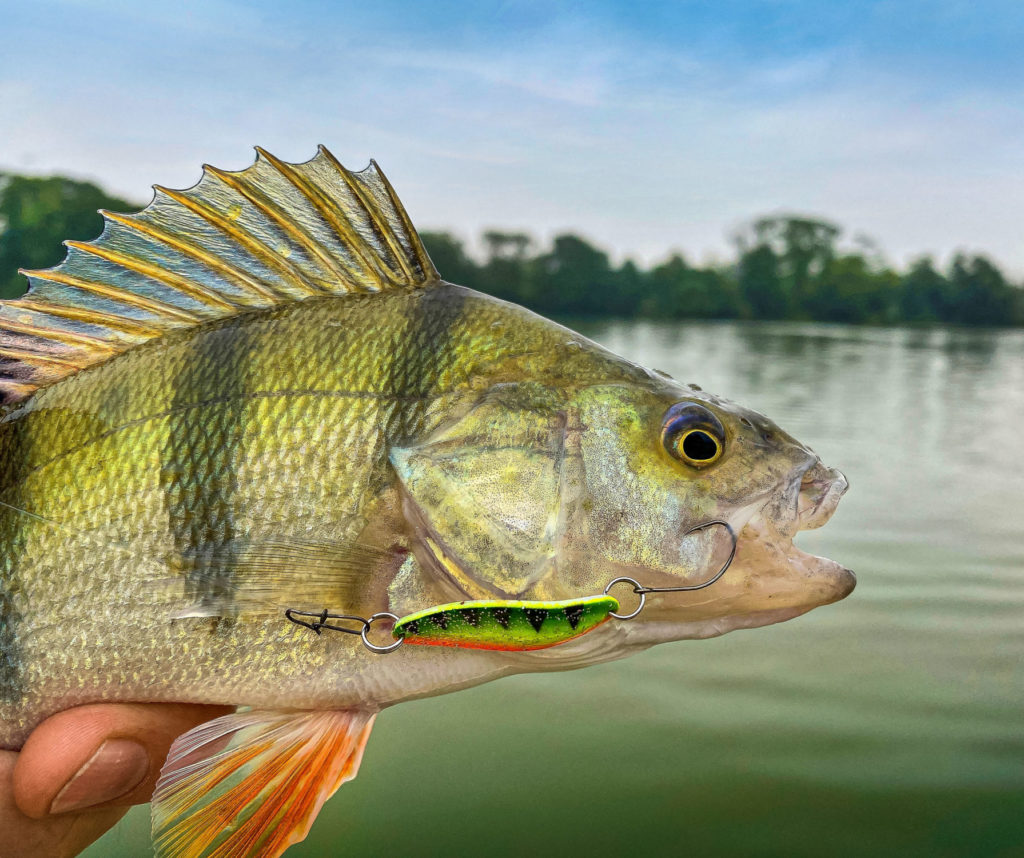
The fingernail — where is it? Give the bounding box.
[50,739,150,814]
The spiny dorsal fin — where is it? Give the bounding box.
[0,146,439,404]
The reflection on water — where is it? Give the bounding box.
[90,322,1024,858]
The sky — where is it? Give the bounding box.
[2,0,1023,273]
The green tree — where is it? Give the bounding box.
[609,259,647,317]
[0,174,138,298]
[479,231,533,304]
[737,243,786,320]
[419,231,481,288]
[899,257,948,322]
[947,254,1017,326]
[812,254,898,323]
[750,216,841,315]
[648,254,741,319]
[532,234,616,315]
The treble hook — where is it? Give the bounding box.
[604,519,737,619]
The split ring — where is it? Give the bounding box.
[604,576,646,620]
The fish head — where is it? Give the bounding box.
[559,380,854,645]
[390,373,853,650]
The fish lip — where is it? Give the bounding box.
[792,461,849,533]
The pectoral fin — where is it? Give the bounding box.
[152,708,376,858]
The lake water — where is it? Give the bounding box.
[89,320,1024,857]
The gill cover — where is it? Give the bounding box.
[390,383,574,598]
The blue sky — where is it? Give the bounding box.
[2,0,1023,273]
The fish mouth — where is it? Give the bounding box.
[727,460,856,612]
[619,459,855,644]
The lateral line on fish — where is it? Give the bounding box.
[0,497,336,622]
[0,498,171,577]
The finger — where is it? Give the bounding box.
[12,702,232,820]
[0,749,127,858]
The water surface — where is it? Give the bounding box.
[91,321,1024,857]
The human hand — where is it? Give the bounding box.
[0,703,232,858]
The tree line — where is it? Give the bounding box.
[423,219,1024,326]
[2,172,1021,326]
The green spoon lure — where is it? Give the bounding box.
[392,595,620,651]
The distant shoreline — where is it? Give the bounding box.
[2,172,1020,328]
[421,224,1024,328]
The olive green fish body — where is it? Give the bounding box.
[0,283,641,746]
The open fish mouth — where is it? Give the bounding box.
[730,459,855,612]
[616,459,855,646]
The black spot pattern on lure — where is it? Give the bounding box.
[523,608,546,632]
[460,608,482,627]
[564,604,585,630]
[492,607,511,629]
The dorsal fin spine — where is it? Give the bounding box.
[1,146,440,405]
[99,209,283,304]
[204,165,345,291]
[22,267,201,323]
[7,298,162,336]
[370,157,437,282]
[0,347,82,370]
[320,149,417,283]
[63,240,239,313]
[152,184,318,298]
[255,147,385,291]
[0,313,118,353]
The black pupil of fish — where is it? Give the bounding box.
[681,430,718,461]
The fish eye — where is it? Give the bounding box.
[661,402,726,467]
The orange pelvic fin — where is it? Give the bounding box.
[151,708,376,858]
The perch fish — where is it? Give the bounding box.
[0,147,854,857]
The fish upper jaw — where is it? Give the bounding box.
[796,462,849,531]
[764,457,849,540]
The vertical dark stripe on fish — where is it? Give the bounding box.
[161,319,254,615]
[389,285,468,444]
[0,414,31,704]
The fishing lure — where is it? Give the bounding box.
[286,520,737,652]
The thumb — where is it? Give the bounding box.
[14,703,233,818]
